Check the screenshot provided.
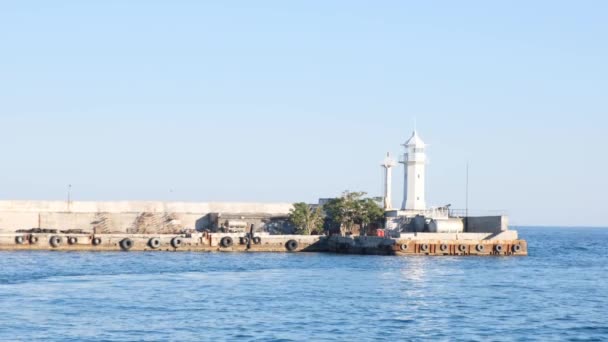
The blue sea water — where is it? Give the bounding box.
[0,227,607,341]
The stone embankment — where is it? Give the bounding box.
[0,231,527,256]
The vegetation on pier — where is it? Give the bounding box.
[289,203,324,235]
[289,191,384,235]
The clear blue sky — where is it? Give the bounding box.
[1,1,607,226]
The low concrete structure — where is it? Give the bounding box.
[465,216,509,233]
[0,200,293,234]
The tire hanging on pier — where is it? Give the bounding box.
[50,236,62,248]
[29,235,38,244]
[285,239,299,252]
[15,236,25,245]
[495,245,504,253]
[171,237,183,249]
[439,244,448,252]
[476,244,485,252]
[420,244,429,252]
[92,237,102,246]
[458,244,467,253]
[120,238,133,251]
[68,237,78,245]
[252,236,261,245]
[512,244,522,253]
[400,244,408,251]
[239,237,250,245]
[220,236,233,248]
[149,238,161,249]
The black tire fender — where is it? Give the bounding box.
[15,236,25,245]
[458,244,467,252]
[120,238,133,251]
[92,237,102,246]
[68,237,78,245]
[285,239,299,251]
[439,244,448,252]
[239,237,250,245]
[512,244,522,253]
[171,237,183,249]
[50,236,62,248]
[220,236,233,248]
[420,243,429,252]
[253,236,261,245]
[476,244,485,252]
[149,238,161,249]
[29,235,39,244]
[400,243,408,251]
[495,244,504,253]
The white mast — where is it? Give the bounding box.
[381,152,396,210]
[401,131,427,211]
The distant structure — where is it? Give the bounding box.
[400,131,426,211]
[381,152,396,210]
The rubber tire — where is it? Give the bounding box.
[50,236,62,248]
[495,245,504,253]
[15,236,25,245]
[476,244,485,252]
[171,237,183,249]
[92,237,102,246]
[149,238,161,249]
[400,244,408,251]
[285,239,299,251]
[68,237,78,245]
[458,244,467,252]
[512,244,522,253]
[240,237,250,245]
[420,244,429,252]
[220,236,233,248]
[120,238,133,251]
[253,236,261,245]
[30,235,39,244]
[439,244,448,252]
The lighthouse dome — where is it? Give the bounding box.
[405,131,425,147]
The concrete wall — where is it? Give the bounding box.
[0,200,293,234]
[464,216,508,233]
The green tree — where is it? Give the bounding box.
[323,191,384,235]
[288,202,325,235]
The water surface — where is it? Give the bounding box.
[0,227,606,341]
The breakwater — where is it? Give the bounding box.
[0,231,527,256]
[0,200,527,256]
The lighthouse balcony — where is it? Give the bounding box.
[399,154,426,163]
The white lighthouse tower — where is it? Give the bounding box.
[381,152,396,210]
[401,131,427,211]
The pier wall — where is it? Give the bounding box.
[0,200,293,234]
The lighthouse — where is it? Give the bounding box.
[401,131,427,211]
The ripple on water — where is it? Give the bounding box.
[0,227,607,341]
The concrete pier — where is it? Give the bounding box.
[0,232,527,256]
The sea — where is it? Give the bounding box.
[0,227,606,341]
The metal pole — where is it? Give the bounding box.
[67,184,72,212]
[465,162,469,231]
